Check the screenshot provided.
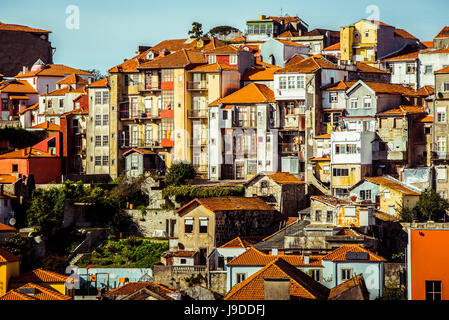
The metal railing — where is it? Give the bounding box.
[121,139,161,148]
[188,109,208,118]
[138,81,161,91]
[187,81,208,90]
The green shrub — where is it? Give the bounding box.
[165,162,196,186]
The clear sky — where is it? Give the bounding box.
[2,0,449,74]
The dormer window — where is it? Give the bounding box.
[146,51,154,60]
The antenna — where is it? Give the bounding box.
[280,7,283,17]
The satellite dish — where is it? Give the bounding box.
[9,218,16,226]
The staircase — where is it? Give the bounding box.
[68,253,85,266]
[308,173,331,195]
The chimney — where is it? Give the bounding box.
[88,77,92,84]
[303,253,310,265]
[22,66,29,74]
[264,278,291,300]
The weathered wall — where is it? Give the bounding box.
[126,209,177,238]
[384,262,406,289]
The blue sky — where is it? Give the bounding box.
[2,0,449,74]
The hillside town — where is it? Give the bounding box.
[0,13,449,302]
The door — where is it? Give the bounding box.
[199,248,207,266]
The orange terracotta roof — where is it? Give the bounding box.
[275,55,339,74]
[242,63,282,81]
[0,247,19,263]
[382,51,419,62]
[18,102,39,115]
[209,83,274,106]
[266,172,304,184]
[41,85,86,96]
[29,121,60,131]
[309,157,331,162]
[362,19,393,27]
[323,81,356,91]
[188,62,236,72]
[356,62,389,74]
[88,77,109,87]
[285,54,306,66]
[365,176,421,195]
[311,195,350,207]
[435,26,449,39]
[0,147,56,159]
[7,283,72,300]
[199,37,227,51]
[315,133,331,139]
[224,257,330,300]
[150,38,198,53]
[267,16,301,24]
[328,274,366,299]
[139,49,204,69]
[10,268,68,284]
[277,30,299,38]
[0,21,50,34]
[323,42,340,51]
[394,29,418,40]
[230,35,246,43]
[286,217,298,227]
[176,196,276,215]
[0,80,38,94]
[219,236,255,248]
[0,174,20,184]
[204,44,241,54]
[412,85,435,96]
[377,105,426,115]
[436,65,449,74]
[419,115,433,122]
[277,39,307,48]
[56,74,88,85]
[108,49,150,73]
[105,282,177,300]
[0,222,17,233]
[420,47,449,55]
[421,41,434,48]
[352,81,415,95]
[375,211,400,222]
[323,245,385,262]
[163,251,197,258]
[0,290,37,300]
[123,148,155,156]
[16,64,91,78]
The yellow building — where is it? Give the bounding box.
[0,247,19,296]
[340,19,419,66]
[0,282,72,300]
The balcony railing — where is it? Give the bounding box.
[120,109,158,119]
[187,81,208,90]
[188,109,208,118]
[138,81,161,92]
[281,143,299,153]
[121,138,161,148]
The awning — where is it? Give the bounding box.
[9,95,29,100]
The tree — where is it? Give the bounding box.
[188,22,204,39]
[208,25,240,37]
[395,202,413,222]
[85,69,106,81]
[417,188,449,221]
[165,162,196,186]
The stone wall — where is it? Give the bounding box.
[152,265,207,291]
[126,209,177,238]
[384,263,406,289]
[208,271,227,296]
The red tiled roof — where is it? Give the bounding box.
[29,121,60,131]
[435,26,449,39]
[350,81,415,95]
[0,21,50,34]
[224,257,330,300]
[275,55,339,74]
[88,77,109,87]
[356,62,389,74]
[382,51,419,62]
[41,85,86,96]
[266,172,304,184]
[4,283,71,300]
[322,245,386,262]
[0,147,57,159]
[56,74,88,85]
[285,54,306,66]
[104,282,178,300]
[365,176,420,195]
[10,268,68,284]
[0,290,37,300]
[0,80,38,94]
[377,105,426,115]
[230,35,246,43]
[209,83,275,106]
[323,81,356,91]
[188,62,236,72]
[277,31,299,38]
[277,39,307,48]
[242,64,282,81]
[16,64,91,78]
[267,16,301,24]
[436,65,449,74]
[219,237,255,248]
[394,29,418,40]
[311,195,350,207]
[176,196,276,215]
[18,102,39,115]
[328,274,367,299]
[323,42,340,51]
[163,250,197,258]
[0,174,20,184]
[123,148,155,157]
[0,247,20,263]
[421,41,433,48]
[315,133,331,139]
[138,49,204,69]
[419,115,433,123]
[0,222,17,233]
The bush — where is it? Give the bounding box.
[417,188,449,221]
[165,162,196,186]
[162,185,245,203]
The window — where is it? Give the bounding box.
[236,273,246,284]
[365,30,369,38]
[437,107,446,122]
[161,69,174,82]
[1,98,8,111]
[102,155,109,166]
[406,63,415,74]
[199,218,208,233]
[425,65,433,74]
[330,92,338,103]
[361,189,372,200]
[95,136,102,147]
[12,164,18,172]
[288,76,295,89]
[311,269,321,281]
[286,102,295,115]
[103,135,109,146]
[130,154,138,170]
[425,281,442,300]
[59,99,64,109]
[229,55,238,65]
[103,114,109,126]
[223,110,228,120]
[333,168,349,176]
[162,90,174,110]
[161,118,174,140]
[103,91,109,104]
[95,115,101,126]
[209,55,216,64]
[95,156,101,166]
[184,217,193,233]
[315,210,321,221]
[132,74,138,85]
[95,92,102,104]
[297,75,305,89]
[335,144,357,154]
[444,82,449,92]
[363,97,372,109]
[124,75,129,87]
[345,206,356,217]
[350,99,358,109]
[180,258,186,265]
[437,136,447,152]
[314,43,321,53]
[437,168,447,180]
[341,268,352,281]
[326,211,333,222]
[384,190,391,199]
[279,76,287,89]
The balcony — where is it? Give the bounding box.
[191,137,208,147]
[281,143,299,153]
[188,109,208,118]
[121,138,162,148]
[187,81,208,90]
[232,120,257,128]
[138,81,161,92]
[119,109,157,120]
[432,151,449,160]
